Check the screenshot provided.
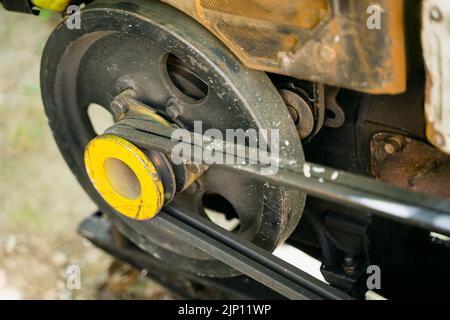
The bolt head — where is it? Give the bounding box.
[342,255,356,276]
[384,143,398,155]
[433,132,445,147]
[344,255,354,267]
[166,105,180,119]
[430,6,442,22]
[278,52,294,68]
[384,136,404,155]
[320,45,337,63]
[111,98,128,114]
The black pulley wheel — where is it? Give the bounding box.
[41,0,305,277]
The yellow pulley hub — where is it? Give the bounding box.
[84,134,164,220]
[31,0,71,12]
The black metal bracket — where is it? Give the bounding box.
[79,211,351,300]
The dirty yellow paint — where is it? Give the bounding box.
[162,0,406,94]
[84,134,164,220]
[31,0,71,12]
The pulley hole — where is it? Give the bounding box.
[87,103,114,135]
[325,109,336,120]
[166,53,208,101]
[202,193,240,232]
[104,158,142,200]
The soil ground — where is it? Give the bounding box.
[0,9,173,300]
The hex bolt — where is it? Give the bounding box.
[342,254,356,276]
[320,45,337,63]
[384,136,404,155]
[277,51,294,68]
[166,105,181,119]
[430,6,442,22]
[111,98,129,115]
[433,131,445,147]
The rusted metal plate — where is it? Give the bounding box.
[371,133,450,198]
[162,0,406,94]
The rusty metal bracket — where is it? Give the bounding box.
[371,132,450,199]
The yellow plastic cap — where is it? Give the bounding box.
[31,0,72,12]
[84,134,164,220]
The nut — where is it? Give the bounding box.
[166,105,181,119]
[110,98,128,115]
[384,136,404,155]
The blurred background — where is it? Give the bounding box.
[0,9,172,300]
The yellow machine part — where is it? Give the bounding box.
[164,0,329,64]
[162,0,406,94]
[84,134,164,220]
[31,0,72,12]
